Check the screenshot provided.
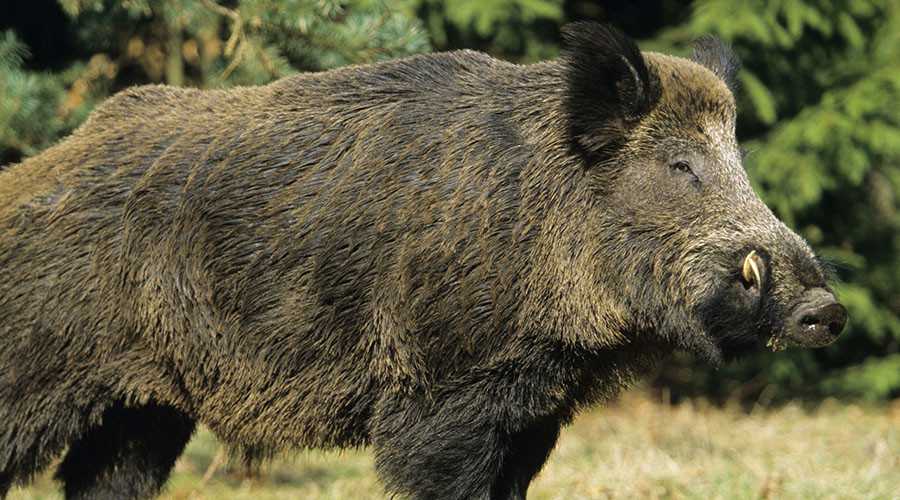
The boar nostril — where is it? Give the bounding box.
[800,314,818,326]
[825,304,848,336]
[795,301,847,337]
[828,319,844,336]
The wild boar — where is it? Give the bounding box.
[0,22,846,499]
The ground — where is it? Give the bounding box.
[9,391,899,499]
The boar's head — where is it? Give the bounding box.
[557,23,846,364]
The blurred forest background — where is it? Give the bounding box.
[1,0,897,403]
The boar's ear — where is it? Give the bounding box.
[561,22,660,160]
[691,35,741,94]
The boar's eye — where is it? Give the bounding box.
[668,160,701,188]
[671,161,693,174]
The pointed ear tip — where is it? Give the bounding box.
[691,34,741,65]
[690,34,742,90]
[693,34,725,45]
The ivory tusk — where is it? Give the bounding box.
[742,250,762,287]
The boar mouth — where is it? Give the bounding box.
[691,252,769,362]
[683,251,847,363]
[735,251,847,352]
[737,250,783,350]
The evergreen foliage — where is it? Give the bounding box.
[0,0,429,162]
[0,0,896,401]
[0,29,108,163]
[416,0,563,60]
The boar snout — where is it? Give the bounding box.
[734,247,847,352]
[789,288,847,347]
[766,288,847,351]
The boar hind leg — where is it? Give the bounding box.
[55,402,195,500]
[371,395,560,500]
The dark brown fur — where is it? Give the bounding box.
[0,24,841,499]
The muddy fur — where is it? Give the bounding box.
[0,23,836,499]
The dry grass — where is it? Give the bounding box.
[10,391,899,499]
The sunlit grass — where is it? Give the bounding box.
[10,392,899,499]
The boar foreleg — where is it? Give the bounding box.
[370,391,561,500]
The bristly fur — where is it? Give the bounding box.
[691,35,741,94]
[561,22,661,160]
